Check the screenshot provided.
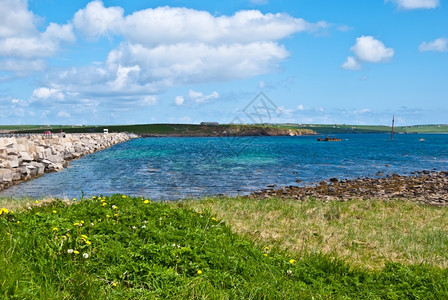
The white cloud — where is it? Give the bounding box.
[0,0,75,75]
[175,96,184,106]
[57,110,70,118]
[389,0,440,9]
[32,87,64,100]
[73,1,123,39]
[342,56,361,70]
[297,105,305,110]
[351,36,394,63]
[343,36,394,70]
[419,38,448,52]
[188,90,219,103]
[0,0,36,38]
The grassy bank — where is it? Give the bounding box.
[1,195,448,299]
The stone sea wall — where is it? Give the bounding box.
[0,133,130,191]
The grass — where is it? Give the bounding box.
[184,197,448,270]
[1,195,448,299]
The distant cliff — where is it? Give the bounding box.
[140,125,316,137]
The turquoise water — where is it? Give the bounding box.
[1,134,447,200]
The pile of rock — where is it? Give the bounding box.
[0,133,130,191]
[251,171,448,206]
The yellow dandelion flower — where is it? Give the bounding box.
[264,253,268,257]
[0,208,9,215]
[92,196,97,199]
[52,210,57,214]
[85,240,92,246]
[112,282,117,287]
[197,270,203,275]
[264,246,269,250]
[211,217,218,221]
[144,200,149,204]
[122,195,126,198]
[53,228,58,231]
[81,235,88,240]
[80,221,85,224]
[101,202,107,206]
[17,221,20,224]
[72,198,77,201]
[34,200,39,204]
[73,250,79,254]
[114,213,119,217]
[73,222,79,226]
[106,214,110,218]
[289,259,296,264]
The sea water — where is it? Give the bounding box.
[1,134,447,200]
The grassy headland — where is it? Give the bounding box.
[3,123,448,135]
[1,195,448,299]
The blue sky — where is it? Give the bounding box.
[0,0,447,125]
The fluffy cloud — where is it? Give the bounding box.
[419,38,448,52]
[46,2,324,98]
[175,96,184,106]
[32,87,64,100]
[342,56,361,70]
[389,0,440,9]
[188,90,219,103]
[73,1,123,39]
[342,36,394,70]
[351,36,394,63]
[0,0,75,75]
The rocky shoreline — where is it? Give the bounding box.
[0,133,130,192]
[250,171,448,206]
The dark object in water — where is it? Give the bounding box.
[317,137,342,142]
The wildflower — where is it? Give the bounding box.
[144,200,150,204]
[141,225,146,229]
[211,217,218,221]
[122,195,127,198]
[61,236,67,240]
[106,214,110,218]
[92,196,97,199]
[112,205,118,210]
[101,202,107,206]
[98,219,102,222]
[83,253,89,259]
[17,221,20,224]
[73,250,79,255]
[114,213,119,217]
[289,259,296,264]
[0,208,9,215]
[73,222,80,226]
[67,249,74,254]
[72,198,77,201]
[80,221,85,224]
[90,223,94,226]
[264,246,269,251]
[264,253,268,257]
[52,210,57,214]
[34,200,39,204]
[287,270,293,275]
[132,226,136,230]
[10,210,14,214]
[197,270,203,275]
[85,241,92,246]
[112,282,117,287]
[35,212,40,215]
[53,228,58,231]
[81,235,88,240]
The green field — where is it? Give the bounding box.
[2,123,448,135]
[1,195,448,299]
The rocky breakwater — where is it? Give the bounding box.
[251,171,448,206]
[0,133,130,191]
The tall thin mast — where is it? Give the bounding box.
[391,114,395,141]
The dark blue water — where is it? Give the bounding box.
[1,134,447,200]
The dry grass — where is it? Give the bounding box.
[183,197,448,270]
[0,196,69,212]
